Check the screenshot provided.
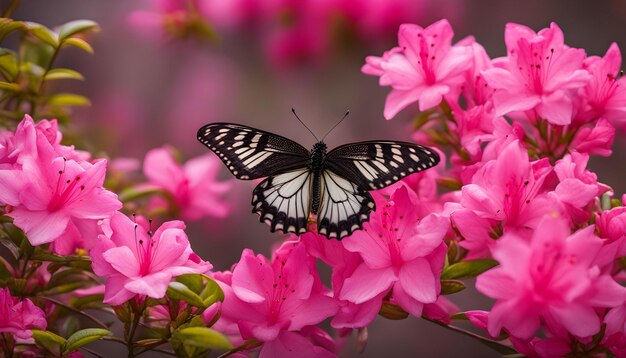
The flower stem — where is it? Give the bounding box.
[2,0,21,17]
[40,296,110,330]
[422,316,516,354]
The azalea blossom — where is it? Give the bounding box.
[142,146,231,221]
[476,216,626,339]
[551,151,608,224]
[215,242,337,357]
[0,116,121,251]
[90,212,212,305]
[482,22,591,125]
[299,231,382,329]
[339,186,448,317]
[363,19,473,119]
[0,288,46,341]
[459,140,555,232]
[578,43,626,128]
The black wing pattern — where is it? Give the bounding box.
[317,141,439,239]
[252,168,313,235]
[324,141,440,190]
[317,170,374,239]
[197,123,310,180]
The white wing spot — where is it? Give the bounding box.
[371,160,389,173]
[375,144,383,158]
[393,155,404,163]
[391,148,401,155]
[410,154,420,162]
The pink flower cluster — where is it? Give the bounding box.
[212,184,455,355]
[0,116,121,254]
[129,0,444,66]
[0,288,46,341]
[363,20,626,357]
[139,146,231,221]
[365,20,624,159]
[91,211,212,305]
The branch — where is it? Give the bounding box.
[422,316,516,355]
[40,296,110,330]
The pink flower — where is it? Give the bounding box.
[90,212,212,306]
[569,118,615,156]
[363,19,473,119]
[338,0,426,39]
[449,103,496,159]
[450,207,497,259]
[482,23,591,125]
[579,43,626,128]
[143,146,231,221]
[216,242,337,356]
[300,231,381,328]
[460,140,555,231]
[0,149,120,252]
[476,217,626,339]
[552,152,607,223]
[339,186,448,317]
[0,116,119,253]
[0,288,46,340]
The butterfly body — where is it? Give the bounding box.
[197,122,440,240]
[309,142,327,214]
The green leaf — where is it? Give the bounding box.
[172,327,232,351]
[200,277,224,307]
[58,20,99,41]
[24,22,58,47]
[436,177,462,191]
[176,274,204,293]
[378,302,409,320]
[32,330,66,355]
[63,37,94,54]
[63,328,111,354]
[441,259,498,280]
[47,93,91,106]
[71,294,106,310]
[44,68,84,81]
[0,258,11,280]
[0,81,20,92]
[0,49,19,79]
[0,18,25,41]
[42,281,89,296]
[0,236,19,259]
[30,251,90,264]
[119,186,168,202]
[440,279,466,295]
[167,282,205,308]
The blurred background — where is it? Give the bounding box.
[14,1,626,356]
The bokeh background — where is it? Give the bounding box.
[15,1,626,356]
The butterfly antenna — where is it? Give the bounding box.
[321,110,350,141]
[291,108,319,141]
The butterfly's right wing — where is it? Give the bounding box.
[197,122,310,180]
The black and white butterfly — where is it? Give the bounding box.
[197,122,440,240]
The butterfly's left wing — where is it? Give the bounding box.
[197,122,310,180]
[316,141,440,239]
[325,141,440,190]
[252,168,313,235]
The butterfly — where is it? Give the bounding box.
[197,121,440,240]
